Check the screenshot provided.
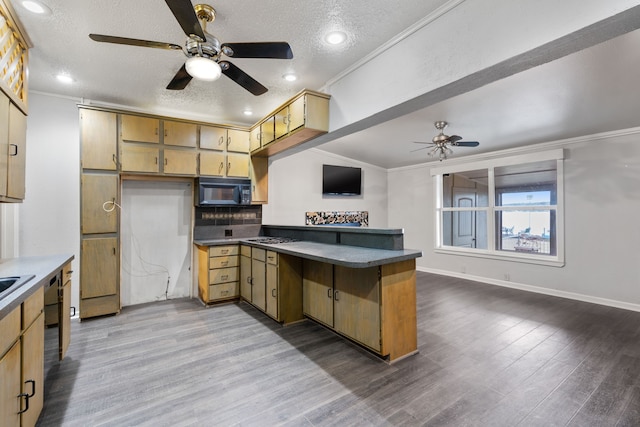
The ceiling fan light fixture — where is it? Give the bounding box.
[185,56,221,81]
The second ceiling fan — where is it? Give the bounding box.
[89,0,293,95]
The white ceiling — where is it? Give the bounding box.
[9,1,640,169]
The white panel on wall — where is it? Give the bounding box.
[121,180,193,306]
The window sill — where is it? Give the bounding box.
[434,247,565,267]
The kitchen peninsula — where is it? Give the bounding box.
[195,225,422,362]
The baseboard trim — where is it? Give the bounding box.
[417,267,640,313]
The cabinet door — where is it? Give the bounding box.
[334,266,381,351]
[80,109,117,170]
[274,106,289,140]
[302,259,333,327]
[266,263,278,319]
[199,151,225,176]
[288,95,305,132]
[227,129,250,153]
[163,149,197,175]
[164,120,197,147]
[59,267,72,360]
[249,126,261,152]
[21,312,44,427]
[200,125,227,151]
[0,341,21,427]
[81,173,118,234]
[81,237,118,299]
[251,251,266,311]
[250,156,268,204]
[260,116,275,146]
[240,253,252,300]
[121,144,160,173]
[226,153,249,178]
[121,115,159,143]
[0,92,8,197]
[7,103,26,199]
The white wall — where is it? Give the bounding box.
[262,148,388,227]
[388,130,640,310]
[19,93,81,309]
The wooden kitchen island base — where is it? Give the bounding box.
[303,258,417,363]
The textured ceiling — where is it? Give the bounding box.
[11,0,449,125]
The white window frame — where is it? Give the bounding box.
[431,149,564,267]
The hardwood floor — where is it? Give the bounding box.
[37,272,640,426]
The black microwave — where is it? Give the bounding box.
[196,178,251,206]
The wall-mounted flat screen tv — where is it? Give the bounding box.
[322,164,362,195]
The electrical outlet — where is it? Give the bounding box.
[225,229,232,237]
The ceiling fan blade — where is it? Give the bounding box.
[166,64,193,90]
[447,135,462,143]
[164,0,206,41]
[412,141,432,145]
[221,42,293,59]
[410,146,432,152]
[220,61,268,96]
[89,34,182,50]
[455,141,480,147]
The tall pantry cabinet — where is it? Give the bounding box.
[79,108,120,318]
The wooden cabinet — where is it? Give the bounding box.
[226,129,250,153]
[200,125,227,151]
[240,245,252,301]
[226,152,249,178]
[302,259,417,361]
[163,120,196,147]
[0,95,27,202]
[251,248,266,311]
[265,251,303,324]
[199,151,225,176]
[0,287,45,426]
[121,115,159,143]
[249,126,261,152]
[163,149,197,175]
[80,109,117,170]
[274,96,305,140]
[80,237,120,319]
[120,144,160,173]
[59,263,72,360]
[249,156,268,204]
[260,116,275,147]
[81,173,118,234]
[197,245,240,304]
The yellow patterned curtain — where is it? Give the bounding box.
[0,10,28,105]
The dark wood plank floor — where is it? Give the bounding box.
[37,272,640,426]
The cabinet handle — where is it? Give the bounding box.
[221,261,228,266]
[221,275,228,280]
[334,290,339,301]
[18,392,30,414]
[164,158,168,166]
[155,157,158,165]
[112,153,117,165]
[164,129,168,137]
[66,270,74,275]
[221,290,229,296]
[271,288,276,297]
[9,144,18,156]
[113,247,116,255]
[227,136,231,147]
[257,131,262,142]
[218,162,224,174]
[25,379,36,398]
[155,128,158,135]
[247,277,252,284]
[221,249,229,254]
[227,162,231,174]
[282,115,288,124]
[327,288,333,299]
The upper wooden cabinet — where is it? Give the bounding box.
[163,120,197,147]
[121,115,159,143]
[163,148,197,175]
[80,109,117,170]
[0,101,27,201]
[249,156,268,204]
[226,129,250,153]
[252,90,330,157]
[81,173,118,234]
[200,125,227,151]
[249,126,261,152]
[120,144,160,174]
[199,151,225,177]
[0,92,9,198]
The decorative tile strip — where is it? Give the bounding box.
[305,211,368,227]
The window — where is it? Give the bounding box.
[432,150,564,265]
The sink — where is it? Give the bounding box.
[0,275,35,300]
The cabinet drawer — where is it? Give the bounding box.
[0,306,20,356]
[252,247,266,262]
[210,246,238,257]
[210,256,239,269]
[23,286,44,328]
[63,262,73,284]
[209,267,238,284]
[240,245,251,257]
[266,251,278,265]
[209,282,239,300]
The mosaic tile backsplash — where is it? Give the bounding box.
[305,211,368,227]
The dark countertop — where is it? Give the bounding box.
[194,238,422,268]
[0,254,74,320]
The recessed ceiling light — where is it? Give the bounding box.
[325,31,347,45]
[56,74,73,84]
[243,109,253,116]
[21,0,51,15]
[282,73,297,82]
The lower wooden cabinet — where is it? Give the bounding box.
[302,259,417,362]
[250,248,266,311]
[0,287,45,427]
[197,244,240,304]
[80,237,120,319]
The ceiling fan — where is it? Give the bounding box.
[89,0,293,95]
[412,121,480,161]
